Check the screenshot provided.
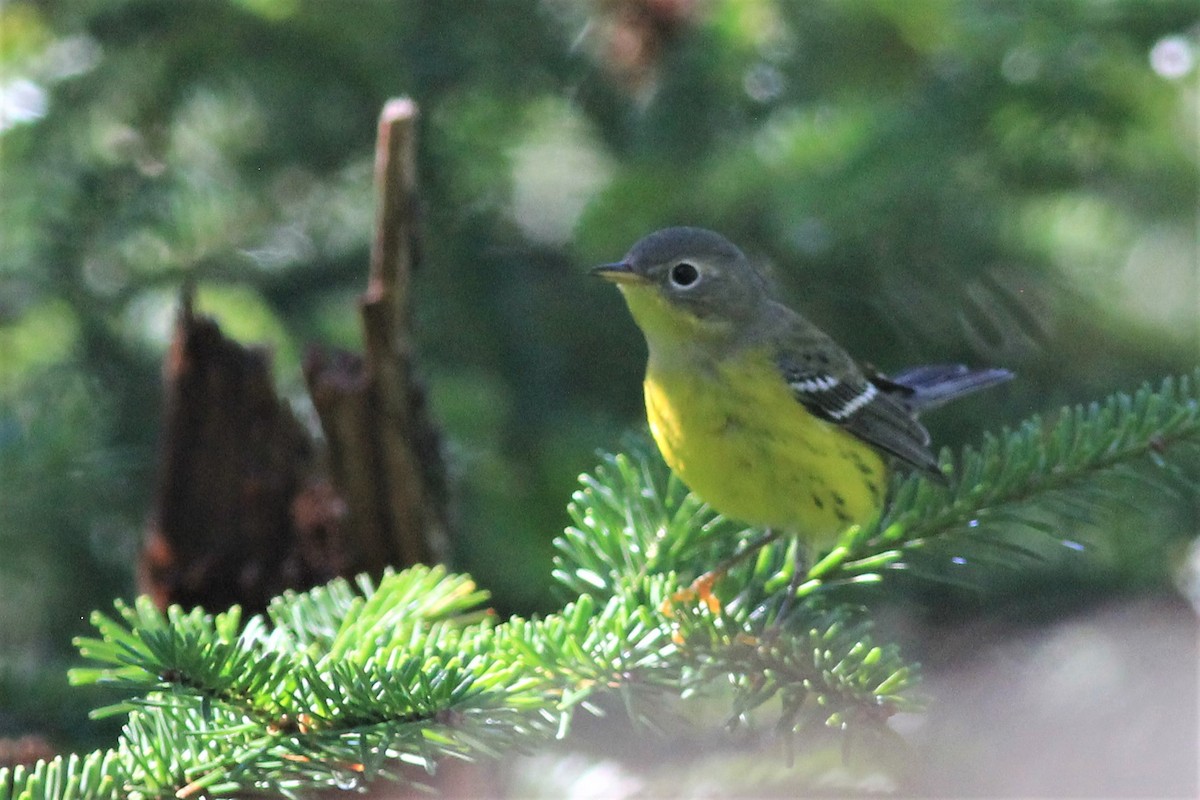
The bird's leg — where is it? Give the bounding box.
[665,528,781,614]
[773,540,812,625]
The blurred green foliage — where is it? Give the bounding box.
[0,0,1196,751]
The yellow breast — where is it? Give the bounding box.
[644,351,887,543]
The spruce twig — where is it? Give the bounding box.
[4,373,1198,800]
[810,370,1200,592]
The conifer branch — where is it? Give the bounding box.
[808,370,1200,592]
[4,373,1198,800]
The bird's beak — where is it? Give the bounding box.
[590,262,648,285]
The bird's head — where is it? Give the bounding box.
[592,227,769,350]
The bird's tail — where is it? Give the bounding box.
[882,364,1014,414]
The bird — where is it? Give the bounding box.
[592,226,1012,606]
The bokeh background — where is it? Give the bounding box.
[1,0,1197,783]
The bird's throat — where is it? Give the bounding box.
[619,284,733,366]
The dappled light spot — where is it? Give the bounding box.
[0,79,46,132]
[1150,35,1195,80]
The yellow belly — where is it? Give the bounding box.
[644,353,887,543]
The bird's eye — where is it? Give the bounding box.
[669,262,700,288]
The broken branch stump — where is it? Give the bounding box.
[141,98,450,611]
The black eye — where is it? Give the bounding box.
[670,262,699,287]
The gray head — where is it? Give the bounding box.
[592,227,771,331]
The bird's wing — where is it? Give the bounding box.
[765,305,943,478]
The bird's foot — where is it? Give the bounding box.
[662,568,725,615]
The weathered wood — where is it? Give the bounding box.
[140,291,348,612]
[143,98,450,610]
[303,98,451,573]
